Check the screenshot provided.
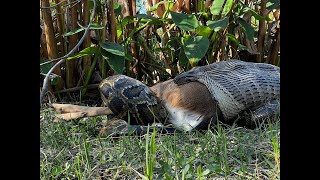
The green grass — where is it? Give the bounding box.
[40,107,280,180]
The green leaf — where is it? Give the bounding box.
[88,24,104,29]
[125,53,133,62]
[243,7,265,21]
[63,28,84,37]
[149,1,167,12]
[170,11,199,31]
[202,169,210,176]
[178,47,189,67]
[267,0,280,10]
[238,44,248,50]
[134,14,155,20]
[182,36,209,66]
[40,63,52,74]
[238,18,255,41]
[210,0,234,16]
[114,2,122,15]
[40,58,52,74]
[63,24,104,37]
[101,49,125,74]
[121,16,135,27]
[195,25,213,37]
[183,164,190,173]
[100,42,125,57]
[207,164,222,173]
[67,46,98,60]
[207,17,229,32]
[226,33,239,45]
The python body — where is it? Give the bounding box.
[99,60,280,133]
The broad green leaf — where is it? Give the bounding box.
[195,25,213,37]
[178,47,189,67]
[210,0,234,16]
[170,11,199,31]
[182,36,209,66]
[149,1,167,12]
[63,24,104,37]
[101,49,125,74]
[207,17,229,32]
[100,42,125,57]
[114,2,122,15]
[67,46,98,60]
[238,18,254,41]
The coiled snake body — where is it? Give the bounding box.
[99,60,280,133]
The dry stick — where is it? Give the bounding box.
[40,0,97,105]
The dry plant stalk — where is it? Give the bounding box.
[82,0,92,74]
[41,0,63,90]
[66,0,79,88]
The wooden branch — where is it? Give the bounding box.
[109,0,116,42]
[40,0,97,105]
[256,0,267,62]
[66,0,80,88]
[268,26,280,65]
[55,0,67,56]
[51,103,113,122]
[82,0,92,74]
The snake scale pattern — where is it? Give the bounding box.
[99,60,280,132]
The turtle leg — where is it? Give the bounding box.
[99,119,177,137]
[239,99,280,128]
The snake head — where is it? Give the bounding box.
[99,75,166,125]
[174,66,203,85]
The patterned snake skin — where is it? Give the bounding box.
[99,60,280,132]
[99,75,168,126]
[174,59,280,122]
